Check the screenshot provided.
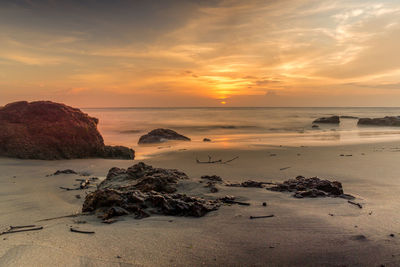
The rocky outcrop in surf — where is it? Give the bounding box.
[138,128,190,144]
[0,101,134,160]
[313,116,340,124]
[358,116,400,126]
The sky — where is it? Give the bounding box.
[1,0,400,107]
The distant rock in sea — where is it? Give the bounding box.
[0,101,134,160]
[138,128,190,144]
[340,115,359,119]
[313,116,340,124]
[358,116,400,126]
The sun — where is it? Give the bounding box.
[220,101,226,105]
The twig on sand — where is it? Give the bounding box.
[36,212,91,222]
[1,226,43,235]
[348,200,363,209]
[279,167,291,171]
[59,186,79,191]
[70,227,95,234]
[196,155,239,164]
[250,215,274,219]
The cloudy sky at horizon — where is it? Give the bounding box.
[1,0,400,107]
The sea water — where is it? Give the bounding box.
[83,107,400,158]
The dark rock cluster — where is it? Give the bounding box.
[0,101,134,160]
[83,162,220,220]
[358,116,400,126]
[313,116,340,124]
[138,128,190,144]
[226,180,266,188]
[268,176,347,198]
[201,175,223,193]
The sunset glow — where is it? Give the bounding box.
[1,1,400,107]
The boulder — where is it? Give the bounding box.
[358,116,400,126]
[0,101,134,160]
[138,128,190,144]
[313,116,340,124]
[203,138,211,142]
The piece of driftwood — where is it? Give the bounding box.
[348,200,362,209]
[9,225,36,229]
[1,226,43,235]
[70,227,95,234]
[222,199,250,206]
[250,215,274,219]
[59,186,79,191]
[196,155,239,164]
[36,212,91,222]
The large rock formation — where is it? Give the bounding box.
[83,162,220,219]
[313,116,340,124]
[358,116,400,126]
[138,128,190,144]
[0,101,134,159]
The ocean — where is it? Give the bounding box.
[83,107,400,159]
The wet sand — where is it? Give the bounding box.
[1,142,400,266]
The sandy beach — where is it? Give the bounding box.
[1,142,400,266]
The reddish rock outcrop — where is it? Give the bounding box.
[0,101,134,159]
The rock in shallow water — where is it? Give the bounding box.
[0,101,134,160]
[358,116,400,126]
[313,116,340,124]
[138,128,190,144]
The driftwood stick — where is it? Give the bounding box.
[59,186,79,191]
[0,226,43,235]
[250,215,274,219]
[10,225,36,230]
[36,212,91,222]
[348,200,362,209]
[222,156,239,164]
[70,227,95,234]
[196,155,239,164]
[222,200,250,206]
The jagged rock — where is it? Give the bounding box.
[203,138,211,142]
[138,128,190,144]
[201,175,223,182]
[313,116,340,124]
[268,176,347,198]
[83,188,219,219]
[241,180,265,188]
[358,116,400,126]
[82,162,220,220]
[100,162,188,193]
[54,169,77,175]
[102,145,135,159]
[0,101,134,159]
[226,180,266,188]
